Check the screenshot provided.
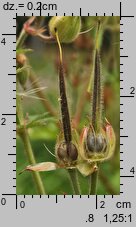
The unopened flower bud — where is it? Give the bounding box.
[17,54,30,87]
[17,53,27,65]
[49,16,81,43]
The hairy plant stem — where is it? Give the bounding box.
[90,20,102,195]
[16,78,46,194]
[68,169,81,195]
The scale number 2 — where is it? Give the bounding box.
[130,87,135,95]
[1,118,6,125]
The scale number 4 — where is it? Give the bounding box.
[1,38,6,45]
[130,167,135,175]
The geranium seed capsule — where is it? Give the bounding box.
[80,121,115,162]
[49,16,81,43]
[95,134,107,152]
[86,131,95,152]
[86,131,107,153]
[67,143,78,161]
[85,124,107,154]
[56,142,67,161]
[56,141,78,164]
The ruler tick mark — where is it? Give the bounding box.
[80,8,82,16]
[120,95,134,98]
[16,195,18,209]
[2,34,16,36]
[2,113,16,116]
[8,153,16,156]
[56,195,58,203]
[8,74,16,76]
[96,195,98,209]
[120,55,128,58]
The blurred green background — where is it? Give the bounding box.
[16,16,120,195]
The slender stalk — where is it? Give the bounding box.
[91,20,102,132]
[90,170,99,195]
[17,78,46,194]
[68,169,80,195]
[16,29,27,49]
[90,20,102,195]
